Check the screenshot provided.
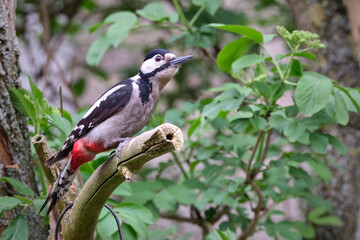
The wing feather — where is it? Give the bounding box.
[45,79,133,165]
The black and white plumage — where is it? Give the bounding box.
[40,49,192,215]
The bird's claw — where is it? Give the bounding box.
[115,138,132,158]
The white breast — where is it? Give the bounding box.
[83,82,159,147]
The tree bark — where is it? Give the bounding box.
[0,0,48,239]
[287,0,360,239]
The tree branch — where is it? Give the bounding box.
[32,134,77,240]
[245,131,264,183]
[61,123,183,240]
[239,181,264,240]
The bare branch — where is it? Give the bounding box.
[239,181,264,240]
[32,134,78,239]
[61,123,183,240]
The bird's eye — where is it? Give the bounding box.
[155,56,162,62]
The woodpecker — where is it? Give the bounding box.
[39,49,192,215]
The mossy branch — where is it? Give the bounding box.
[34,123,183,240]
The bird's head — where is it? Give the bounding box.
[139,49,193,90]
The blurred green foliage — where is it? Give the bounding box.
[3,0,360,240]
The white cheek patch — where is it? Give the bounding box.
[140,59,163,74]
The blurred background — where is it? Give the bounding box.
[4,0,360,239]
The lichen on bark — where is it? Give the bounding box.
[0,0,48,239]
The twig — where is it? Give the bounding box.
[210,206,229,224]
[171,0,192,33]
[252,130,273,178]
[160,213,199,224]
[260,130,272,164]
[239,181,264,240]
[172,152,189,180]
[245,131,264,183]
[59,86,63,117]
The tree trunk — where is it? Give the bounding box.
[0,0,48,239]
[287,0,360,239]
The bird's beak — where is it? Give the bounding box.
[169,55,193,66]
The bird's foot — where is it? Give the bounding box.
[115,138,133,158]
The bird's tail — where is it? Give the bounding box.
[39,155,77,215]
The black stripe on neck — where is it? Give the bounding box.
[136,77,152,104]
[139,62,170,79]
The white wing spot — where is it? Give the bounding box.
[83,84,126,119]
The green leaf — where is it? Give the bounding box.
[97,212,118,238]
[86,35,110,66]
[106,23,131,48]
[229,118,249,133]
[153,189,177,211]
[48,113,73,136]
[254,81,271,99]
[304,194,332,212]
[294,222,315,239]
[14,195,33,205]
[113,183,133,196]
[216,37,254,73]
[149,226,177,240]
[263,34,276,43]
[28,76,43,102]
[89,22,107,33]
[0,197,22,215]
[188,118,201,137]
[289,167,312,185]
[0,177,34,197]
[116,203,154,238]
[202,96,243,120]
[136,2,167,21]
[335,86,360,113]
[308,208,342,226]
[190,160,201,175]
[193,0,221,15]
[122,180,163,204]
[165,184,197,205]
[168,12,179,23]
[295,71,333,115]
[289,59,302,77]
[269,110,288,133]
[300,112,333,127]
[104,11,138,25]
[71,78,86,96]
[308,159,332,184]
[206,230,230,240]
[327,135,347,156]
[8,87,36,123]
[209,24,263,43]
[333,90,349,125]
[231,54,265,74]
[32,199,48,217]
[118,203,154,224]
[209,83,252,96]
[309,133,328,154]
[165,109,183,126]
[284,121,306,142]
[1,214,28,240]
[120,223,137,240]
[294,52,316,61]
[250,116,266,130]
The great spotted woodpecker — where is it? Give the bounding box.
[39,49,192,215]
